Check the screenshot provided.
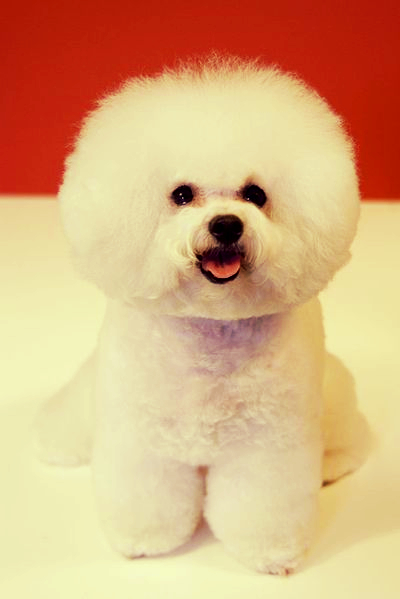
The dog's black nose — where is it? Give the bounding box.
[208,214,244,245]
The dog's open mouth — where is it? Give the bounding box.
[197,246,243,284]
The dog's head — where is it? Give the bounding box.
[60,56,360,319]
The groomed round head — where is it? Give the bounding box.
[60,55,360,319]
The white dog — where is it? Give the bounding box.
[36,55,369,575]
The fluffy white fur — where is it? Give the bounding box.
[36,55,369,575]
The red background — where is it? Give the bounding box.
[2,0,399,198]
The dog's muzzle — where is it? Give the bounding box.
[197,214,244,284]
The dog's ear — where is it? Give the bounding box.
[59,81,169,298]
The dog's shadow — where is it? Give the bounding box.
[170,518,216,557]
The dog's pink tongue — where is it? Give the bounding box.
[202,255,241,279]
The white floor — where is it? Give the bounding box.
[0,197,399,598]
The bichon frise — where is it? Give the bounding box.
[36,55,369,575]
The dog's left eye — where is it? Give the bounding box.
[241,184,267,208]
[171,185,194,206]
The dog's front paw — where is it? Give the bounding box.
[224,535,308,575]
[104,521,198,559]
[94,452,205,559]
[206,448,320,575]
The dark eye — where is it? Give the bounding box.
[241,184,267,208]
[171,184,195,206]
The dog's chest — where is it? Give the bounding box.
[129,314,289,463]
[166,315,276,374]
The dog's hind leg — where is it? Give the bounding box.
[34,354,95,467]
[322,352,371,484]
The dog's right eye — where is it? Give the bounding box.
[171,185,194,206]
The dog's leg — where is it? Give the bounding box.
[205,437,322,575]
[92,430,204,557]
[34,355,94,466]
[322,353,371,484]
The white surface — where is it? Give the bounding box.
[0,197,399,598]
